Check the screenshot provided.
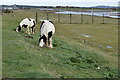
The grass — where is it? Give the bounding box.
[2,9,118,78]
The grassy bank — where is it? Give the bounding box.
[2,10,118,78]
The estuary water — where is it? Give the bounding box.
[55,11,120,19]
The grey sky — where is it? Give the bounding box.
[0,0,119,7]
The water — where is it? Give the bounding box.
[106,46,112,48]
[83,35,91,37]
[39,8,54,10]
[81,34,92,37]
[99,45,112,48]
[55,11,120,19]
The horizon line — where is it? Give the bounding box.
[1,4,119,7]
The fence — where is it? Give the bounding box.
[9,10,118,24]
[35,12,118,24]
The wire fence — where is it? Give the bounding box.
[9,10,118,24]
[35,12,118,24]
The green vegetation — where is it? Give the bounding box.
[2,10,118,78]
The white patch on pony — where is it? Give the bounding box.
[39,39,44,47]
[16,27,19,32]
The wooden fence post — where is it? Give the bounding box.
[81,13,83,24]
[36,12,37,22]
[58,14,60,24]
[103,14,104,24]
[92,14,94,23]
[47,13,49,20]
[70,14,72,24]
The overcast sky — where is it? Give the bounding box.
[0,0,119,7]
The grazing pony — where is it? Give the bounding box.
[39,20,55,48]
[16,18,36,34]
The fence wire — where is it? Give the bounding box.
[8,10,118,24]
